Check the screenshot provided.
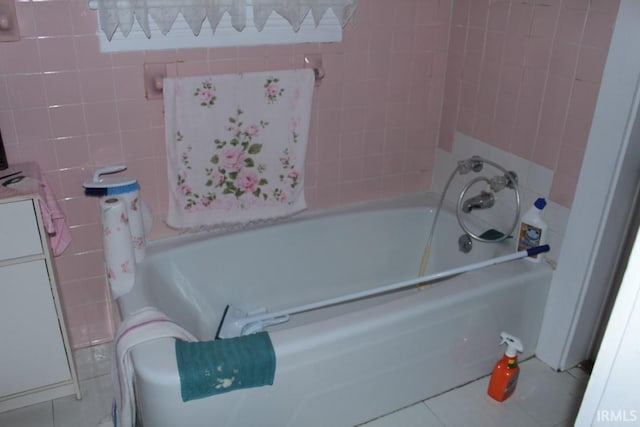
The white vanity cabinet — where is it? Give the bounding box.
[0,167,81,412]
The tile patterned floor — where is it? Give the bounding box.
[0,344,587,427]
[0,343,114,427]
[361,358,588,427]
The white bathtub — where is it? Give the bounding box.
[118,194,552,427]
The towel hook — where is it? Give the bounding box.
[0,0,20,42]
[143,62,168,100]
[303,54,324,86]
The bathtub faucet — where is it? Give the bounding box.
[462,190,495,213]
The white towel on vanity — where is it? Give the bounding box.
[164,69,315,230]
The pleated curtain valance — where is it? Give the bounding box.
[97,0,359,41]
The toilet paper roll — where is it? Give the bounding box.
[119,189,146,263]
[101,197,136,299]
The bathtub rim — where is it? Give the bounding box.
[121,191,510,319]
[121,190,532,322]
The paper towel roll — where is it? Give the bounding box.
[101,197,136,299]
[119,189,146,263]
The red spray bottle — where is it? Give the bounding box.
[487,332,523,402]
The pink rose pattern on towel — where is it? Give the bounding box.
[173,76,303,212]
[193,79,217,107]
[264,77,284,103]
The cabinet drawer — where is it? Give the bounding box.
[0,260,71,397]
[0,200,43,261]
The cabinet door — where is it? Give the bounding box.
[0,200,43,260]
[0,261,71,397]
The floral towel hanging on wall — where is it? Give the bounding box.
[164,69,315,230]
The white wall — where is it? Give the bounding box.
[432,133,570,264]
[536,0,640,370]
[575,212,640,425]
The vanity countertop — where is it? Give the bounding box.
[0,162,42,202]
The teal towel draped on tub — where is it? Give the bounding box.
[175,332,276,402]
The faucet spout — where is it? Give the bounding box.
[462,190,495,213]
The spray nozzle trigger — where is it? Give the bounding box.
[499,332,523,358]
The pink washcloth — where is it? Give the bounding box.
[39,176,72,256]
[164,69,315,230]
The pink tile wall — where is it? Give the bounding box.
[439,0,619,207]
[0,0,450,347]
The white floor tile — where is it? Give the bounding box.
[0,352,587,427]
[0,401,54,427]
[425,376,541,427]
[53,374,114,427]
[512,358,587,426]
[360,402,444,427]
[74,343,113,381]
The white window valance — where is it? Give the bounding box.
[95,0,358,41]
